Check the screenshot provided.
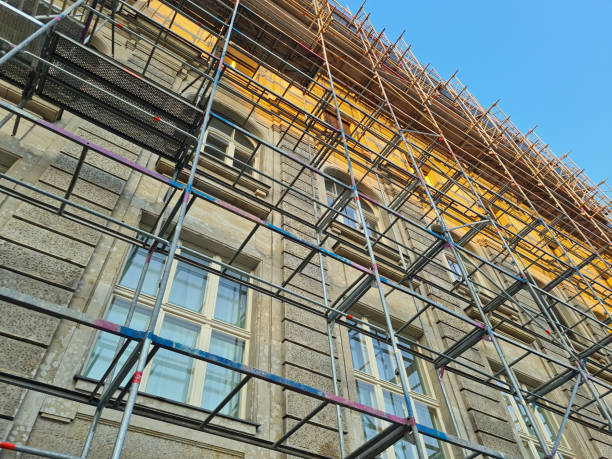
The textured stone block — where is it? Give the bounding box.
[283,417,340,457]
[284,392,340,430]
[52,153,125,195]
[283,363,336,393]
[0,300,59,345]
[283,304,328,333]
[476,431,522,457]
[468,409,515,442]
[39,167,119,210]
[1,219,94,267]
[283,253,324,280]
[461,390,508,421]
[15,203,100,245]
[0,269,72,306]
[0,336,45,376]
[0,241,83,289]
[284,341,334,377]
[0,383,25,418]
[283,320,335,355]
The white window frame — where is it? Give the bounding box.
[348,318,448,458]
[87,243,252,418]
[324,177,378,234]
[444,255,464,283]
[501,379,573,459]
[203,118,257,175]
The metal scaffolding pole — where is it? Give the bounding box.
[108,1,241,456]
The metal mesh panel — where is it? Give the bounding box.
[37,34,200,159]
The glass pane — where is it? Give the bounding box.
[168,254,209,312]
[381,391,445,458]
[343,204,359,228]
[349,325,372,374]
[447,258,463,282]
[209,117,232,137]
[356,380,382,442]
[404,350,425,395]
[204,134,228,162]
[415,402,444,458]
[119,247,165,296]
[147,316,199,403]
[505,396,523,432]
[325,179,337,196]
[535,406,556,441]
[202,331,245,417]
[382,391,415,459]
[214,271,248,328]
[233,148,254,174]
[370,330,424,392]
[372,335,396,382]
[84,297,151,383]
[234,130,253,150]
[515,397,537,436]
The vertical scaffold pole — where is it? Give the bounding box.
[312,1,428,457]
[305,115,346,456]
[355,20,554,457]
[109,2,241,457]
[448,85,612,429]
[0,0,86,66]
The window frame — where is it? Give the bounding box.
[324,176,378,235]
[501,378,573,459]
[0,148,19,174]
[347,317,448,459]
[85,242,252,418]
[203,118,257,176]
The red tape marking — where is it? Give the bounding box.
[133,371,143,384]
[0,442,16,450]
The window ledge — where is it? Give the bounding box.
[465,305,535,344]
[0,81,62,122]
[156,157,271,219]
[74,375,259,433]
[330,222,412,284]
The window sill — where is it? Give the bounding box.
[571,342,611,383]
[464,304,535,344]
[74,375,259,434]
[0,81,63,122]
[156,157,271,219]
[329,221,409,283]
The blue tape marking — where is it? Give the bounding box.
[150,333,328,398]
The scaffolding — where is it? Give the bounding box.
[0,0,610,457]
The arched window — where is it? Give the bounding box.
[203,117,256,174]
[324,176,377,236]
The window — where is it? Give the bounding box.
[85,242,251,418]
[348,319,446,458]
[325,177,376,236]
[446,256,463,283]
[0,149,18,174]
[203,117,256,174]
[500,380,572,458]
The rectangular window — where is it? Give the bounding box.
[203,118,256,175]
[501,379,572,458]
[85,243,251,418]
[348,319,445,458]
[446,257,463,283]
[0,149,18,174]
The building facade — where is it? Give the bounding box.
[0,0,611,458]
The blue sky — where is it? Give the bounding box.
[343,0,612,189]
